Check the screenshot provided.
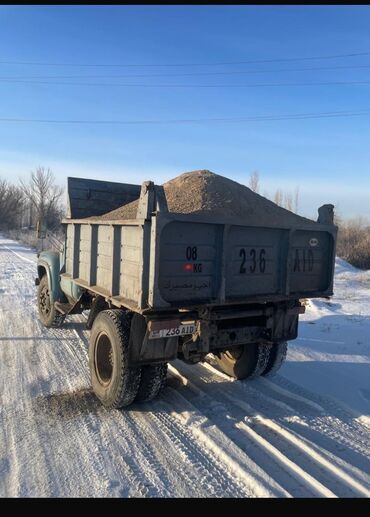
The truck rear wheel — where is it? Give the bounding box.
[89,309,141,409]
[215,343,272,380]
[262,341,288,377]
[37,274,65,328]
[135,363,168,403]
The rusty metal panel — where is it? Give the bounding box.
[67,177,141,219]
[61,206,336,313]
[289,230,333,293]
[158,221,221,303]
[89,225,98,286]
[119,226,143,304]
[65,224,74,274]
[154,215,336,309]
[72,224,81,279]
[225,226,287,299]
[96,226,113,291]
[78,225,91,282]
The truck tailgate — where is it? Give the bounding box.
[157,220,334,305]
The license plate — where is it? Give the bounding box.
[149,323,196,340]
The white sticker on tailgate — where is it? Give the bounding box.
[149,323,196,340]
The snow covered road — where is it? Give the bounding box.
[0,235,369,497]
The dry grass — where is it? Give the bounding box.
[336,217,370,270]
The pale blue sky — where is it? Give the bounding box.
[1,5,370,219]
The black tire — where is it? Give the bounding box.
[89,309,141,409]
[37,274,65,328]
[215,343,272,380]
[262,341,288,377]
[135,363,168,403]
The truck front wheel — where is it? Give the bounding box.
[37,275,65,328]
[215,343,272,380]
[89,309,141,409]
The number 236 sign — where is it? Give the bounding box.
[239,248,266,274]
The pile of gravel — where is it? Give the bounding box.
[94,169,316,227]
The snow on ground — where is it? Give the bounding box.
[0,235,369,498]
[285,257,370,423]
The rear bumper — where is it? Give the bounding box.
[131,300,303,365]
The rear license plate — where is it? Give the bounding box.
[149,323,196,340]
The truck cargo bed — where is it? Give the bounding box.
[62,210,336,313]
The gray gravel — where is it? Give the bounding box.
[94,169,316,226]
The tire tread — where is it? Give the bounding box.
[262,341,288,377]
[37,275,66,328]
[90,309,141,409]
[135,363,168,403]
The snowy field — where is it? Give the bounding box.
[0,235,369,498]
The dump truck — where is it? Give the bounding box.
[36,172,337,408]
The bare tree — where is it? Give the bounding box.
[249,171,260,193]
[274,189,283,207]
[20,167,64,230]
[283,192,293,211]
[0,180,24,230]
[294,186,300,214]
[273,187,299,212]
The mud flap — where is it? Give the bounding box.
[272,307,299,341]
[128,313,178,365]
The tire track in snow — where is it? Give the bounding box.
[171,362,370,497]
[245,386,370,479]
[151,405,263,497]
[127,409,235,497]
[260,375,370,458]
[168,366,331,497]
[203,361,370,468]
[14,301,167,494]
[160,388,289,497]
[3,244,37,265]
[203,359,370,462]
[0,243,156,496]
[96,413,166,497]
[203,358,325,414]
[174,358,370,487]
[0,259,117,496]
[232,415,336,497]
[223,393,370,498]
[37,321,235,496]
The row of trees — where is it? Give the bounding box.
[0,167,64,232]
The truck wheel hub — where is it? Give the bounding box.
[40,285,51,315]
[224,346,243,361]
[95,332,114,386]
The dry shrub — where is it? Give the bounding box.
[336,217,370,270]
